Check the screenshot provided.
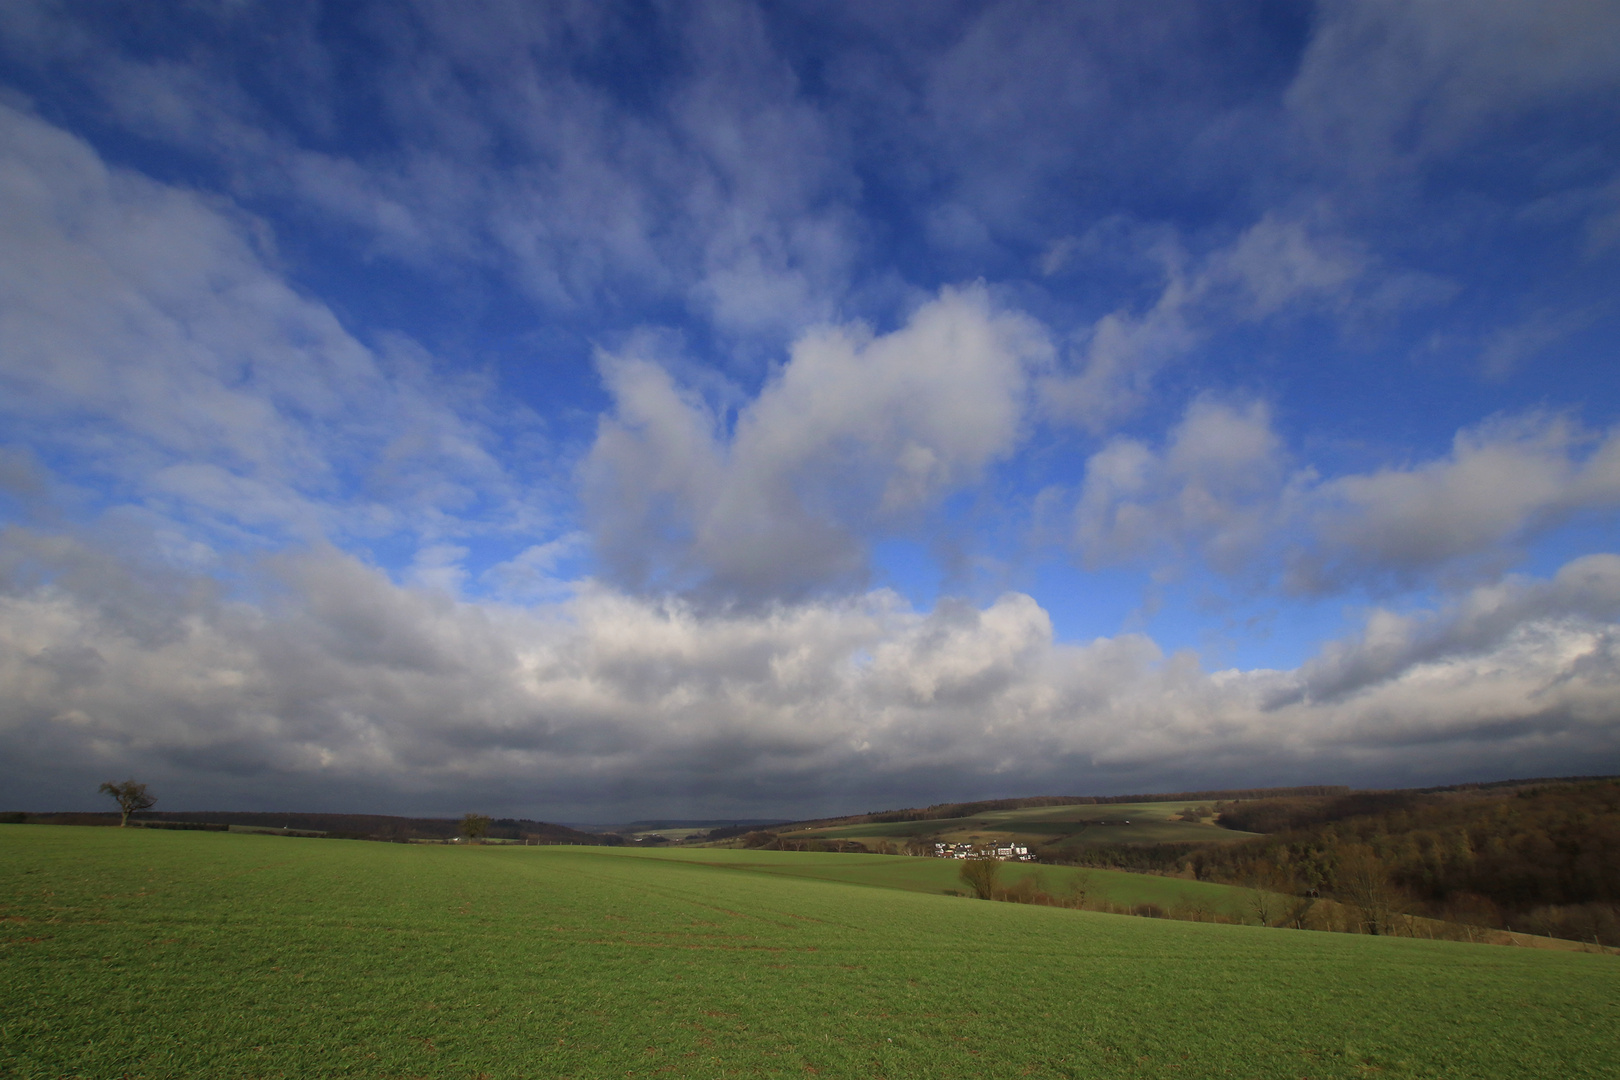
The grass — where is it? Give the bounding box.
[3,825,1617,1079]
[784,799,1254,848]
[645,846,1254,915]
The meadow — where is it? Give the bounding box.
[657,846,1254,916]
[3,826,1617,1079]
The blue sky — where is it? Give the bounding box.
[1,1,1618,820]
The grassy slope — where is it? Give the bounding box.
[3,827,1616,1080]
[786,800,1255,847]
[642,847,1252,915]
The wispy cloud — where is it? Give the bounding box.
[1038,213,1378,433]
[0,102,551,554]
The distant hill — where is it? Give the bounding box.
[727,775,1620,947]
[572,818,793,834]
[775,785,1354,833]
[1178,776,1620,943]
[1,810,615,845]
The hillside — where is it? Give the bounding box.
[770,798,1256,853]
[700,775,1620,947]
[780,784,1351,831]
[0,809,611,845]
[4,826,1616,1078]
[712,784,1351,854]
[1183,777,1620,945]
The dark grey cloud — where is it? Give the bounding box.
[2,517,1615,819]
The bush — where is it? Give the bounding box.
[959,857,1002,900]
[1525,903,1620,947]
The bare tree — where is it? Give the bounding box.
[959,855,1002,900]
[1063,870,1092,910]
[1335,844,1404,935]
[460,813,492,843]
[902,837,932,857]
[1245,862,1292,927]
[99,780,155,827]
[1248,885,1279,927]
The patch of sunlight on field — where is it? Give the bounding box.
[3,826,1616,1079]
[787,798,1254,847]
[622,846,1252,915]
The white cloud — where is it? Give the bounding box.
[1072,403,1620,592]
[1288,553,1620,706]
[1074,399,1292,575]
[583,285,1052,600]
[1295,413,1620,591]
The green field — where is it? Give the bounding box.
[653,847,1255,916]
[4,826,1617,1079]
[785,800,1255,848]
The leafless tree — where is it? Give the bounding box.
[1245,862,1293,927]
[1336,844,1404,935]
[99,780,155,827]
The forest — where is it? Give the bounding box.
[1042,779,1620,946]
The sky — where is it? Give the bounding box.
[1,1,1618,822]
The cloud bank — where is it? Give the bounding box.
[4,529,1616,818]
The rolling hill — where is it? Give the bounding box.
[3,825,1614,1078]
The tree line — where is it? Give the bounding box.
[1041,779,1620,946]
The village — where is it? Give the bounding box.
[934,841,1035,861]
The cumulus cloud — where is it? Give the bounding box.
[583,286,1052,601]
[1074,403,1620,592]
[1288,553,1620,706]
[1074,399,1294,575]
[1295,413,1620,591]
[1,526,1615,818]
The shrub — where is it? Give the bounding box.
[959,856,1002,900]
